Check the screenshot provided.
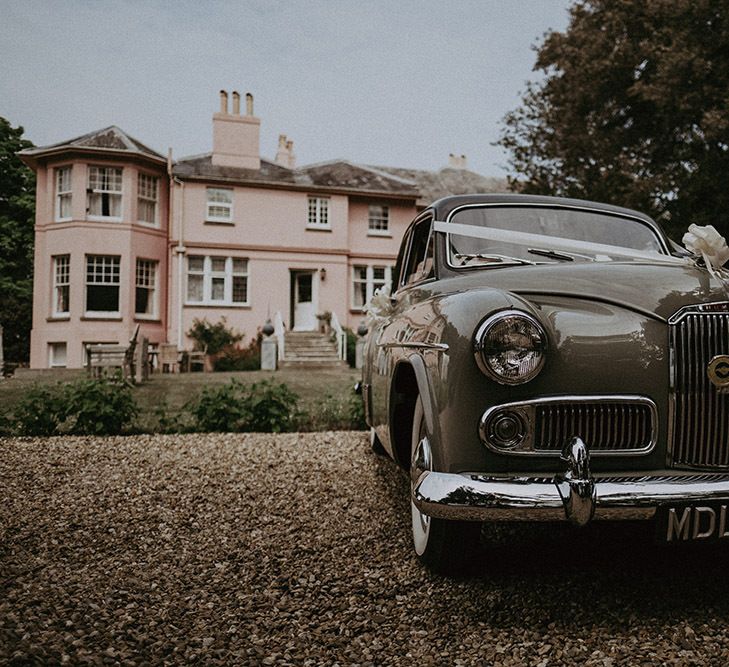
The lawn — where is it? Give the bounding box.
[0,366,362,432]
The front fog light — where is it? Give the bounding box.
[480,409,527,449]
[474,310,547,385]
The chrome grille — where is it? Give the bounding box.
[534,402,654,452]
[671,311,729,468]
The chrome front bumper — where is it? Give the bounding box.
[412,438,729,525]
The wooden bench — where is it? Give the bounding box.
[86,325,140,382]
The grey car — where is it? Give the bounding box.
[361,193,729,573]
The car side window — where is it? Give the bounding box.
[402,218,434,286]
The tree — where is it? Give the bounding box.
[0,117,35,363]
[498,0,729,241]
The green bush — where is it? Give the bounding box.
[11,378,138,437]
[188,378,299,433]
[188,380,248,432]
[187,317,244,356]
[13,383,67,436]
[213,332,262,372]
[63,378,138,435]
[245,379,300,432]
[344,327,357,368]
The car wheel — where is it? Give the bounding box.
[370,427,386,456]
[410,396,481,574]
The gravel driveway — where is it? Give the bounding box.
[3,433,729,665]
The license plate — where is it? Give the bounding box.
[657,503,729,543]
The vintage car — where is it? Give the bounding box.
[361,193,729,572]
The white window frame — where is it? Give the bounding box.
[52,254,70,317]
[368,204,390,236]
[134,258,158,319]
[87,165,123,221]
[206,187,234,223]
[351,264,392,311]
[137,173,159,226]
[307,196,330,230]
[185,255,249,306]
[48,342,67,368]
[84,255,121,317]
[55,166,72,221]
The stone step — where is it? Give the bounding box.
[281,331,344,366]
[279,359,348,369]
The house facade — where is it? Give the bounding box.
[19,91,503,368]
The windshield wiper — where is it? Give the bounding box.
[453,253,536,266]
[528,247,574,262]
[528,247,597,262]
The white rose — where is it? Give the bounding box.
[365,285,393,321]
[683,224,729,270]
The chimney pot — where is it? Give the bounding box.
[232,91,240,115]
[219,90,228,114]
[245,92,254,116]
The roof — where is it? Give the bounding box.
[18,126,167,166]
[19,125,507,203]
[174,155,506,203]
[173,155,421,198]
[369,165,506,206]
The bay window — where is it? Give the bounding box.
[137,173,158,225]
[87,166,122,219]
[52,254,70,316]
[55,167,72,221]
[85,255,120,315]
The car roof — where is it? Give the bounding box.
[429,193,658,225]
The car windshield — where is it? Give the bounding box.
[446,206,666,267]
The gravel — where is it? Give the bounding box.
[3,432,729,665]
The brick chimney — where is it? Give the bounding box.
[274,134,297,169]
[212,90,260,170]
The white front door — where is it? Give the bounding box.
[293,271,317,331]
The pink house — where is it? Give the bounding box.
[19,91,503,368]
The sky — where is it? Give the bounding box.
[1,0,572,177]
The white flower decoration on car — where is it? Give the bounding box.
[365,284,393,323]
[683,224,729,297]
[683,224,729,272]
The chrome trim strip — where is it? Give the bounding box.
[478,395,658,456]
[413,470,729,522]
[380,341,449,352]
[668,301,729,325]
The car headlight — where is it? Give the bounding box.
[474,310,547,384]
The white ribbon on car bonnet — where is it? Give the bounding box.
[433,221,688,265]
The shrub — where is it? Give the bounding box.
[13,383,67,436]
[64,378,138,435]
[344,327,357,368]
[188,379,249,432]
[212,332,262,372]
[188,378,300,433]
[244,379,300,433]
[187,317,243,356]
